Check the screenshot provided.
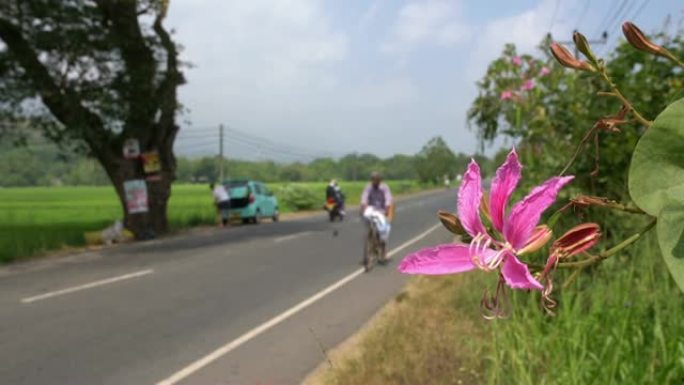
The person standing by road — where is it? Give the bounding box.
[210,182,231,227]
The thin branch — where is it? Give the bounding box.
[0,16,109,153]
[599,72,653,128]
[559,123,599,176]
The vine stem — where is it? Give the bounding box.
[557,217,657,269]
[559,124,598,176]
[561,267,584,290]
[664,51,684,68]
[596,201,646,214]
[599,72,652,128]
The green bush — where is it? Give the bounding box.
[276,184,320,211]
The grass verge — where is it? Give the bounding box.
[0,180,428,262]
[303,232,684,385]
[303,273,487,385]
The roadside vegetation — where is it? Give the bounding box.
[0,126,487,263]
[307,18,684,385]
[0,180,424,263]
[311,231,684,385]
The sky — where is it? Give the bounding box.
[167,0,683,161]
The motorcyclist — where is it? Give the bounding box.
[325,179,345,218]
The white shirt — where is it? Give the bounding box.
[213,185,230,203]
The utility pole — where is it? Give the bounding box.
[218,124,224,182]
[550,30,609,57]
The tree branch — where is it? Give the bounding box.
[151,4,184,177]
[0,16,109,153]
[94,0,157,136]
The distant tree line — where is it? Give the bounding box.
[0,136,493,187]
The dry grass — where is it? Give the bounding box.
[303,273,488,385]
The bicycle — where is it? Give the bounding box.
[363,219,387,272]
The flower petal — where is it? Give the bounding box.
[489,149,522,232]
[502,254,543,290]
[504,176,574,250]
[398,244,479,275]
[458,160,487,237]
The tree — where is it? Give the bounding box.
[383,154,418,180]
[467,33,684,199]
[414,137,458,184]
[0,0,184,236]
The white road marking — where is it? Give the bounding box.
[155,223,441,385]
[274,231,313,243]
[21,269,154,304]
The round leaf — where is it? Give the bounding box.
[656,204,684,292]
[629,98,684,215]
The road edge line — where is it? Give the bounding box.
[155,223,441,385]
[20,269,154,304]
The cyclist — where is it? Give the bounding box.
[360,171,393,243]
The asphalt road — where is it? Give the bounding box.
[0,189,456,385]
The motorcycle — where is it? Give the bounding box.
[324,196,345,222]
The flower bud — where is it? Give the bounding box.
[550,43,596,72]
[518,225,553,255]
[572,31,598,64]
[551,223,601,258]
[570,195,610,208]
[622,22,668,57]
[437,210,467,236]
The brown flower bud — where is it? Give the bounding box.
[518,225,553,255]
[570,195,610,208]
[437,210,467,236]
[550,43,596,72]
[572,31,597,63]
[551,223,601,259]
[622,22,668,57]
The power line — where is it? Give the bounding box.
[223,126,335,159]
[603,0,651,55]
[548,0,561,33]
[604,0,629,31]
[628,0,651,24]
[175,127,327,163]
[575,0,591,31]
[599,0,636,55]
[595,0,619,34]
[608,0,636,33]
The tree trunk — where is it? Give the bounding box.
[99,136,175,240]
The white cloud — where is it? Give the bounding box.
[382,0,471,55]
[168,0,347,92]
[465,0,580,81]
[358,0,384,30]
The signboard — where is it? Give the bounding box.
[123,139,141,159]
[124,179,148,214]
[141,151,161,174]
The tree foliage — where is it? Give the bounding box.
[0,136,481,186]
[468,32,684,200]
[0,0,184,236]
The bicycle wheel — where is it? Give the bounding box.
[363,229,376,272]
[378,241,388,265]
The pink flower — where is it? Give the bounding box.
[521,79,535,91]
[399,149,574,290]
[540,66,551,76]
[500,90,513,100]
[512,56,523,66]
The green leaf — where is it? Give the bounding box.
[656,205,684,292]
[629,98,684,215]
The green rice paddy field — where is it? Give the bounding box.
[0,181,423,263]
